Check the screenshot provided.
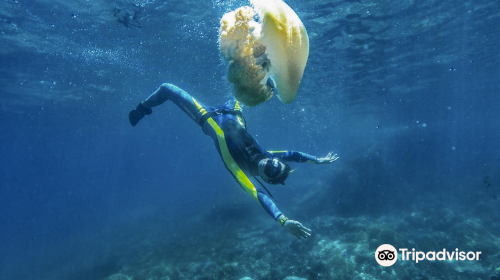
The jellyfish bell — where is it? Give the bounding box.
[250,0,309,104]
[218,0,309,106]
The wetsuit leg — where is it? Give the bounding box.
[142,83,210,125]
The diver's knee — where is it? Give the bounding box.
[158,83,179,99]
[160,83,174,90]
[161,83,183,96]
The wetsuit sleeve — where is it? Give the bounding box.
[268,150,318,163]
[228,171,282,220]
[256,188,282,219]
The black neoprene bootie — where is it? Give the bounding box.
[129,102,152,126]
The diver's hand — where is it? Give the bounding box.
[316,152,339,164]
[284,220,312,239]
[278,215,311,239]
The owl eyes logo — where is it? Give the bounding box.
[375,244,398,266]
[378,250,396,261]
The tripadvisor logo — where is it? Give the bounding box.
[375,244,398,266]
[375,244,482,267]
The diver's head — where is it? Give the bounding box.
[258,158,291,185]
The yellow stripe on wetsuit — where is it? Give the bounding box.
[192,98,207,116]
[233,101,245,128]
[192,98,257,201]
[206,118,258,202]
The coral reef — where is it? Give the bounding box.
[100,204,499,280]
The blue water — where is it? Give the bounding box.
[1,0,499,279]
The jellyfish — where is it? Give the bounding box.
[219,0,309,106]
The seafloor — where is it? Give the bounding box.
[95,158,500,280]
[101,206,500,280]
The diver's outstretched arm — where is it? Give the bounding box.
[268,150,339,164]
[268,150,317,163]
[230,172,312,240]
[257,191,311,239]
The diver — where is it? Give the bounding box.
[128,83,339,239]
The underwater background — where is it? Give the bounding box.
[1,0,499,279]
